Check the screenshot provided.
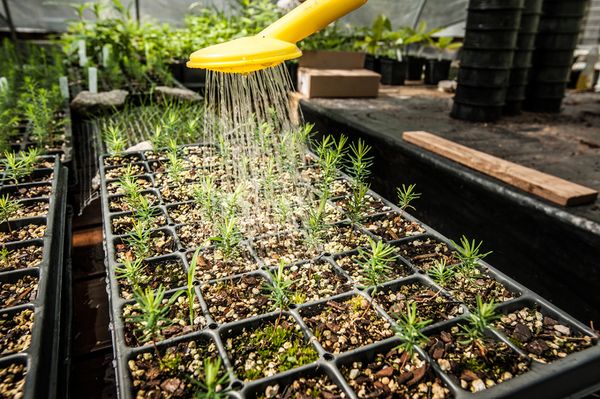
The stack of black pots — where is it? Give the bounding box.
[504,0,544,115]
[524,0,587,113]
[452,0,525,122]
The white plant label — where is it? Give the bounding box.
[59,76,69,99]
[88,67,98,94]
[78,40,88,67]
[0,77,8,93]
[102,44,111,68]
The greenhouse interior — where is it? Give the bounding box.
[0,0,599,398]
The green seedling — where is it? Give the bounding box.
[357,238,398,290]
[103,123,127,155]
[194,358,229,399]
[397,184,421,212]
[209,214,242,258]
[125,220,152,259]
[115,257,146,290]
[166,150,185,186]
[450,235,492,271]
[129,285,182,343]
[193,176,220,221]
[263,260,296,311]
[394,302,432,356]
[0,194,21,226]
[2,151,32,185]
[459,296,499,345]
[134,195,157,228]
[428,259,455,286]
[187,248,201,325]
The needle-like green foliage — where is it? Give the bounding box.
[115,257,146,290]
[428,259,455,286]
[357,238,398,290]
[194,358,229,399]
[450,235,492,271]
[0,194,21,225]
[187,248,201,325]
[129,285,182,343]
[459,296,499,344]
[397,184,421,212]
[263,260,296,311]
[125,220,152,259]
[103,122,127,155]
[393,302,432,356]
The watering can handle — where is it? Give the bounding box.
[259,0,368,44]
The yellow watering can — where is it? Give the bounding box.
[187,0,368,74]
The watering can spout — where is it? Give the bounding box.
[187,0,368,74]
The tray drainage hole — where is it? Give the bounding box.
[179,249,187,253]
[168,223,176,227]
[208,323,218,330]
[323,353,334,361]
[289,303,297,310]
[231,380,244,390]
[323,252,332,257]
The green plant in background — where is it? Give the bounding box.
[393,302,432,355]
[346,139,373,222]
[458,296,499,345]
[115,257,146,290]
[430,36,462,60]
[0,194,21,226]
[193,358,230,399]
[187,248,201,325]
[129,285,183,343]
[396,21,441,60]
[450,236,492,271]
[397,184,421,212]
[355,14,394,57]
[263,260,296,311]
[357,238,398,290]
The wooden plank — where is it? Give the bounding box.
[73,228,104,248]
[403,131,599,207]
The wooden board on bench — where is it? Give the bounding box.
[403,131,599,207]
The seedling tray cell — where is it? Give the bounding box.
[99,145,600,399]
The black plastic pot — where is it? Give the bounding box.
[464,29,523,49]
[0,157,68,399]
[168,61,184,82]
[538,17,584,34]
[455,85,509,106]
[364,54,381,73]
[424,59,452,85]
[535,33,581,50]
[519,13,541,34]
[379,58,406,86]
[540,0,587,17]
[457,67,511,87]
[406,56,426,80]
[509,68,531,86]
[516,33,537,50]
[512,50,533,68]
[466,9,523,30]
[533,50,575,67]
[469,0,524,9]
[460,49,516,69]
[530,66,572,83]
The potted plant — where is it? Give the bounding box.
[425,36,462,85]
[400,22,441,81]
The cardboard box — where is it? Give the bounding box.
[298,68,381,98]
[296,51,380,98]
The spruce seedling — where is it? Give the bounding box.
[357,238,398,290]
[187,248,201,325]
[210,214,242,258]
[104,123,127,155]
[2,151,28,184]
[115,257,146,290]
[166,150,185,186]
[134,195,157,229]
[0,247,10,266]
[397,184,421,212]
[0,194,21,226]
[193,176,220,221]
[194,358,230,399]
[428,259,455,286]
[393,302,432,356]
[125,220,152,259]
[458,296,499,345]
[129,285,182,343]
[264,260,296,311]
[450,235,492,271]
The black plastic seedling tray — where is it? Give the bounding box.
[99,145,600,399]
[0,156,69,399]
